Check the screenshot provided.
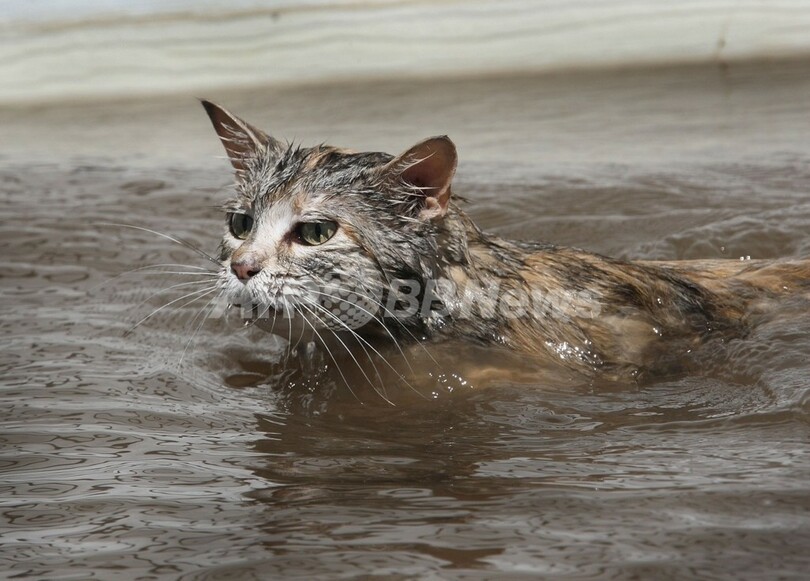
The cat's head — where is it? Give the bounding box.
[202,100,457,337]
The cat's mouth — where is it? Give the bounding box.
[230,298,370,341]
[222,265,386,334]
[225,285,383,337]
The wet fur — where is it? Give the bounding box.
[203,101,809,380]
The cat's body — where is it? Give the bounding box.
[378,206,807,378]
[201,100,809,381]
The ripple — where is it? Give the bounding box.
[3,143,810,579]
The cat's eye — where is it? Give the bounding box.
[296,221,338,246]
[229,212,253,240]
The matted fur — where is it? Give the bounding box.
[202,100,809,380]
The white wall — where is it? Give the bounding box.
[2,0,809,105]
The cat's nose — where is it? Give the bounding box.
[231,258,262,281]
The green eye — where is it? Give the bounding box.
[296,221,338,246]
[229,213,253,240]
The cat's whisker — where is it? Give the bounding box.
[300,297,386,387]
[237,302,267,331]
[297,300,394,405]
[89,263,218,294]
[289,303,307,354]
[134,271,219,277]
[352,282,444,370]
[286,298,294,358]
[98,223,221,267]
[179,290,224,365]
[321,266,434,357]
[125,286,218,336]
[128,270,220,278]
[164,287,223,331]
[271,300,280,337]
[308,278,436,372]
[303,288,424,395]
[302,296,424,401]
[293,302,363,404]
[128,279,221,314]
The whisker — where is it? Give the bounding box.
[301,297,385,386]
[289,306,306,354]
[125,286,217,336]
[89,263,218,294]
[179,290,224,365]
[307,279,437,372]
[297,301,394,406]
[305,286,414,371]
[302,297,424,401]
[348,277,443,370]
[286,296,294,357]
[322,266,439,367]
[303,289,426,398]
[271,299,280,336]
[128,279,219,314]
[135,271,219,277]
[98,223,221,267]
[293,302,362,404]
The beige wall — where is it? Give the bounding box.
[2,0,810,105]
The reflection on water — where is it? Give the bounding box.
[2,65,810,578]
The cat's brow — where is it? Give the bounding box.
[221,199,246,213]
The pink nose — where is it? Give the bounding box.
[231,258,262,281]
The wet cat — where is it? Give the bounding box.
[201,100,809,382]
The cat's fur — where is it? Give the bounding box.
[202,100,809,379]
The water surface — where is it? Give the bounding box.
[2,62,810,579]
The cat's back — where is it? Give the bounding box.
[639,257,810,301]
[510,246,807,375]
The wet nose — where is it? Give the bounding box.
[231,258,262,281]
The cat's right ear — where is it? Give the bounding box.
[382,136,458,221]
[200,100,280,172]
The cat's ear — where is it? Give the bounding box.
[383,136,457,220]
[201,100,279,172]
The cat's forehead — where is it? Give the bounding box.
[242,145,393,207]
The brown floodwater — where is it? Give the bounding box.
[2,62,810,579]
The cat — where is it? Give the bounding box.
[201,100,809,382]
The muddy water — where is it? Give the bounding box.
[2,63,810,579]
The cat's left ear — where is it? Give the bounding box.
[201,99,280,172]
[383,136,457,221]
